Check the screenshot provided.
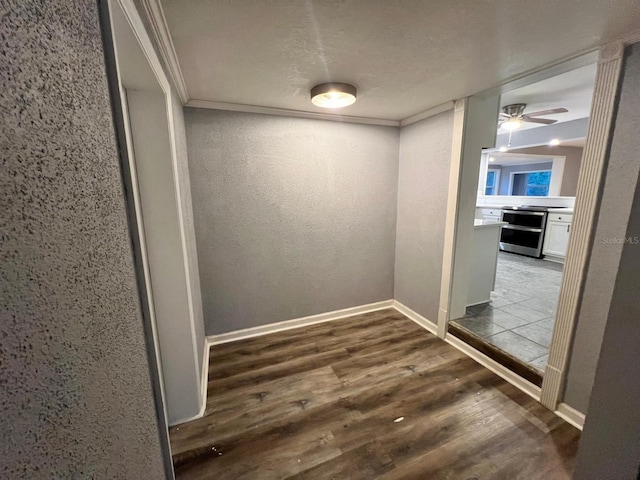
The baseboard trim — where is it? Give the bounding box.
[555,402,585,430]
[444,333,542,401]
[169,339,211,426]
[391,302,539,400]
[175,300,582,430]
[207,300,395,345]
[392,300,438,336]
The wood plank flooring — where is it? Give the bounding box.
[169,309,579,479]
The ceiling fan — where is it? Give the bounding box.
[498,103,568,131]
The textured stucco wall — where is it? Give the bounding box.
[0,1,165,478]
[186,109,399,335]
[564,44,640,414]
[394,111,454,321]
[573,148,640,479]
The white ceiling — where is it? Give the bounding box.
[499,63,597,132]
[161,0,640,121]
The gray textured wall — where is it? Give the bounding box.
[564,44,640,414]
[394,111,454,321]
[508,145,583,196]
[0,0,165,478]
[186,109,399,335]
[574,100,640,478]
[572,58,640,474]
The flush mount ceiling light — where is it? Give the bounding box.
[549,138,561,146]
[310,83,357,109]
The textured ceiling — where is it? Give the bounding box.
[161,0,640,120]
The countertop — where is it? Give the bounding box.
[474,219,508,229]
[550,207,574,214]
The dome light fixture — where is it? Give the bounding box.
[501,117,523,131]
[310,83,357,109]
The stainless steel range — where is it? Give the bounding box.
[499,206,551,258]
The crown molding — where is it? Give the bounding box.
[399,101,455,127]
[140,0,189,103]
[185,99,401,127]
[623,28,640,46]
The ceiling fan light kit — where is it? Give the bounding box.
[311,83,357,108]
[502,118,523,131]
[498,103,568,131]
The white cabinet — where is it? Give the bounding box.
[468,221,505,306]
[543,213,573,259]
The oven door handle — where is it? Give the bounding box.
[501,210,546,216]
[501,224,543,233]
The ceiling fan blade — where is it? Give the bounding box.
[499,113,511,118]
[523,107,568,117]
[522,117,557,125]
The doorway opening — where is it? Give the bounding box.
[448,62,596,386]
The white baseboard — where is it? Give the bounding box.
[207,300,395,345]
[393,301,587,428]
[444,334,542,402]
[392,300,438,336]
[555,402,585,430]
[169,339,211,426]
[393,300,542,402]
[176,299,579,431]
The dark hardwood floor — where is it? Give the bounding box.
[169,309,579,479]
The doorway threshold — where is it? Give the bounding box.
[448,323,543,387]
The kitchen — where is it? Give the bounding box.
[449,62,595,384]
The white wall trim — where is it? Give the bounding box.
[207,300,394,345]
[445,333,542,402]
[185,99,400,127]
[399,101,455,127]
[190,299,587,430]
[139,0,189,103]
[540,41,625,410]
[393,300,542,402]
[113,0,202,427]
[555,402,585,430]
[438,99,467,337]
[392,301,438,336]
[172,339,211,425]
[623,29,640,46]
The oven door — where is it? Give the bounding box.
[500,210,546,257]
[501,210,546,228]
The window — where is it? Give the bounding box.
[510,170,552,196]
[485,169,500,195]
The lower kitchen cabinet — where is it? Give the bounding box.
[543,213,573,260]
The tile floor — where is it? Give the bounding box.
[452,251,564,372]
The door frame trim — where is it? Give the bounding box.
[540,41,626,409]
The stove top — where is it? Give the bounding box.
[502,205,551,212]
